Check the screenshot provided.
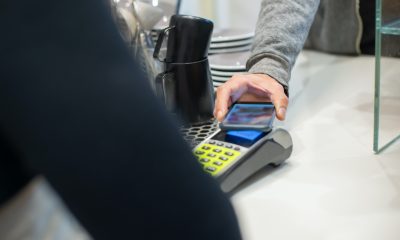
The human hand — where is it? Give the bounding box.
[214,73,288,122]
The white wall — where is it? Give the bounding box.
[180,0,262,30]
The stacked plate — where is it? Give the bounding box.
[149,0,177,44]
[209,28,254,55]
[209,51,250,89]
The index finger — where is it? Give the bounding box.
[214,78,248,122]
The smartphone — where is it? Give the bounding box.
[219,102,275,131]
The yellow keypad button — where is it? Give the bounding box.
[195,151,205,155]
[200,158,210,163]
[207,153,216,158]
[205,166,217,172]
[213,161,223,166]
[224,151,234,156]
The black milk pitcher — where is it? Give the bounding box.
[153,15,214,125]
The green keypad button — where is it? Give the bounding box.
[193,143,241,176]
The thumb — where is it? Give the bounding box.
[271,92,288,121]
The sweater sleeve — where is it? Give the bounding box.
[247,0,320,88]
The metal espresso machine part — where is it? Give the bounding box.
[154,15,293,193]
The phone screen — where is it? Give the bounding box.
[221,102,275,130]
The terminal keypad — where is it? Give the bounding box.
[194,140,242,176]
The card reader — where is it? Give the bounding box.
[193,128,292,193]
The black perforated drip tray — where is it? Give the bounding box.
[180,120,219,148]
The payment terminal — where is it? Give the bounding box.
[192,128,292,193]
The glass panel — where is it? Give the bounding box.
[374,0,400,153]
[381,0,400,35]
[375,35,400,152]
[381,19,400,35]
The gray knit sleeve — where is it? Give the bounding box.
[247,0,320,88]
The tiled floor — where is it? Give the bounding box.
[232,51,400,240]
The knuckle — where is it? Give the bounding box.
[280,95,289,106]
[282,96,289,105]
[230,74,245,82]
[216,86,223,94]
[231,74,241,80]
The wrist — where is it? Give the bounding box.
[253,73,289,98]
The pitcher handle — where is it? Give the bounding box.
[153,26,175,62]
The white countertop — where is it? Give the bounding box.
[232,51,400,240]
